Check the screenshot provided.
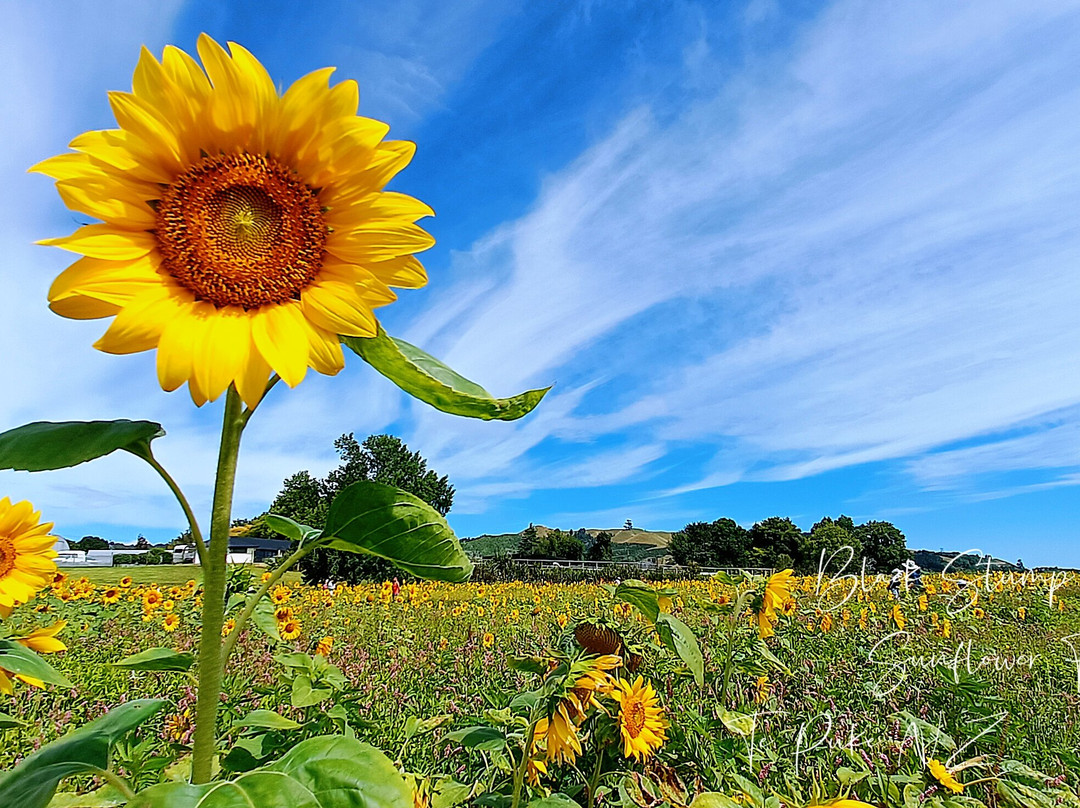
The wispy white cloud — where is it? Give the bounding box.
[404,0,1080,510]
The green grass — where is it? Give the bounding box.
[57,565,302,587]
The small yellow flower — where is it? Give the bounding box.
[102,587,121,605]
[315,636,334,657]
[279,618,302,641]
[482,632,495,648]
[119,576,133,587]
[222,618,236,638]
[1017,607,1026,620]
[162,613,180,632]
[927,758,963,793]
[271,585,291,605]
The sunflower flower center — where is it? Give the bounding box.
[155,153,327,309]
[624,700,647,739]
[0,537,14,577]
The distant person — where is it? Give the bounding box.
[392,577,401,599]
[888,559,922,598]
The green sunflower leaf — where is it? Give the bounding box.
[0,699,166,808]
[0,640,72,688]
[655,613,704,687]
[111,647,194,672]
[317,481,473,583]
[613,580,660,623]
[0,419,164,470]
[343,327,550,421]
[129,735,412,808]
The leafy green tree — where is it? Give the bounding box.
[586,530,613,562]
[74,536,109,551]
[518,527,584,561]
[264,434,455,584]
[748,517,803,568]
[800,521,861,574]
[854,520,910,572]
[669,519,750,567]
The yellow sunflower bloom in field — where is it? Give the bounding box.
[279,618,302,641]
[927,758,963,793]
[0,498,58,610]
[15,621,68,654]
[610,676,667,761]
[163,613,180,632]
[315,636,334,657]
[33,35,433,408]
[0,621,67,694]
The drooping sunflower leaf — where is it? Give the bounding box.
[718,709,756,737]
[318,481,473,583]
[0,640,72,687]
[252,599,283,643]
[527,795,581,808]
[0,420,165,470]
[446,726,507,751]
[343,327,549,421]
[129,735,412,808]
[0,699,166,808]
[264,513,318,544]
[613,580,660,623]
[655,613,704,687]
[111,647,194,672]
[0,711,25,729]
[234,710,304,732]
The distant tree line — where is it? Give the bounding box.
[516,527,614,562]
[668,515,911,574]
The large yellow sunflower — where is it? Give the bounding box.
[610,676,667,761]
[33,35,433,408]
[0,498,58,611]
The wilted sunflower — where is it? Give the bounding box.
[34,35,433,408]
[0,498,58,611]
[315,635,334,657]
[534,703,582,765]
[610,676,667,761]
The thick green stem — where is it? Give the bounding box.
[511,716,539,808]
[718,591,751,707]
[190,387,245,784]
[587,746,605,808]
[144,451,207,566]
[220,545,310,667]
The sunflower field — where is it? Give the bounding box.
[2,566,1078,808]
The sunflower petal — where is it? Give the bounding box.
[251,304,310,388]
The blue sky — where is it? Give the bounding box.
[2,1,1080,566]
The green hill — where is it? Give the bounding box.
[462,525,672,562]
